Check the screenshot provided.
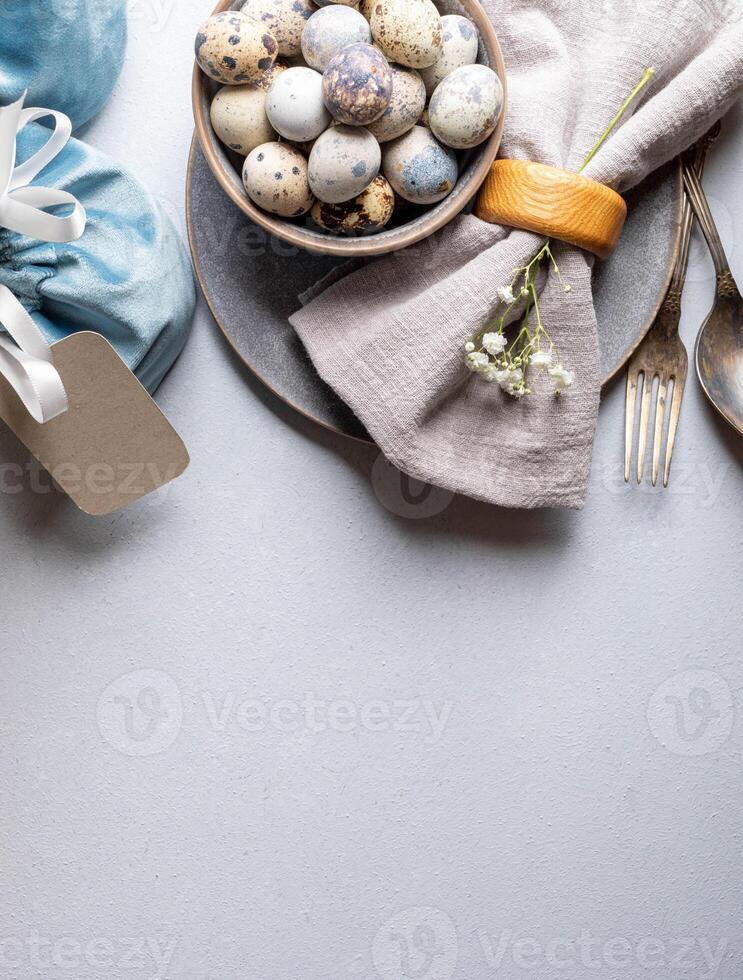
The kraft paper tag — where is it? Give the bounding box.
[0,331,189,515]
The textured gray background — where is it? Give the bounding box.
[2,5,743,980]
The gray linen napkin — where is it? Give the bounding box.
[290,0,743,508]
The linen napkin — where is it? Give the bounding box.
[291,0,743,508]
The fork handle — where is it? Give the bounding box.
[670,122,720,297]
[682,154,733,284]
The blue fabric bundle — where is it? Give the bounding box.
[0,1,195,392]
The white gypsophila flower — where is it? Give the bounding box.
[497,285,516,304]
[482,332,507,356]
[496,367,523,392]
[530,349,553,368]
[466,351,490,372]
[481,364,498,382]
[464,341,475,353]
[549,364,575,391]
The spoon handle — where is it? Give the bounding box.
[682,156,737,293]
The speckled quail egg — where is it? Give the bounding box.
[419,15,478,96]
[195,11,278,84]
[308,124,380,203]
[241,0,316,58]
[315,0,360,6]
[311,174,394,232]
[367,64,426,142]
[428,63,503,149]
[252,57,291,90]
[382,124,457,203]
[266,66,331,140]
[211,85,277,156]
[322,43,393,126]
[301,6,371,71]
[369,0,442,69]
[243,142,315,215]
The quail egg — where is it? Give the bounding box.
[315,0,360,6]
[322,42,393,126]
[211,84,277,155]
[243,142,315,215]
[419,15,478,96]
[428,63,503,148]
[311,174,395,232]
[308,124,381,203]
[367,63,426,142]
[369,0,442,69]
[241,0,316,58]
[266,66,331,140]
[301,6,371,71]
[382,124,457,203]
[195,11,278,84]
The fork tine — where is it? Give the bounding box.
[651,375,668,487]
[663,373,686,487]
[636,371,653,484]
[624,368,640,482]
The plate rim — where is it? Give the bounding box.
[186,134,684,445]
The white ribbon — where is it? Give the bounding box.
[0,93,86,423]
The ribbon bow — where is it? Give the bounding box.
[0,93,86,423]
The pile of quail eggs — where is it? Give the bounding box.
[195,0,503,235]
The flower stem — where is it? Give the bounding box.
[579,67,655,174]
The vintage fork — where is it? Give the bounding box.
[624,123,720,487]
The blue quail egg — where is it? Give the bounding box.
[382,124,457,203]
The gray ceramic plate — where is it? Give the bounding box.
[187,138,682,442]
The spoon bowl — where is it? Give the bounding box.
[695,282,743,433]
[683,162,743,436]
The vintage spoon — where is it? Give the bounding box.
[682,162,743,435]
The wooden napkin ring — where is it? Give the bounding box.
[474,160,628,260]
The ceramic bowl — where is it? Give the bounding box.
[192,0,507,256]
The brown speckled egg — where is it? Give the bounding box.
[195,11,278,84]
[429,63,503,149]
[241,0,316,57]
[367,64,425,142]
[419,15,478,96]
[382,125,457,203]
[322,43,392,126]
[311,175,394,233]
[243,142,315,215]
[308,124,380,203]
[301,6,371,72]
[250,57,290,90]
[359,0,375,18]
[370,0,442,69]
[211,85,277,156]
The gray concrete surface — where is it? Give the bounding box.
[2,5,742,979]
